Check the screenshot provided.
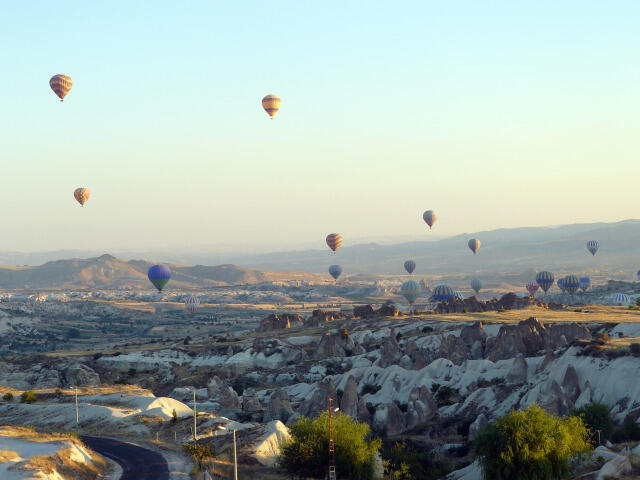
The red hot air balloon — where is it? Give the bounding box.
[326,233,343,253]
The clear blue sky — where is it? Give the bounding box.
[1,1,639,252]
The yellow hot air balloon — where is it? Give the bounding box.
[74,188,90,207]
[50,74,73,101]
[262,94,280,119]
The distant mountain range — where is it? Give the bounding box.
[0,220,639,290]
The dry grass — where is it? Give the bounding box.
[0,449,20,461]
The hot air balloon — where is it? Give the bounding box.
[557,277,566,293]
[470,279,482,294]
[432,285,455,301]
[468,238,481,254]
[536,271,554,293]
[563,275,580,296]
[526,282,539,297]
[262,94,280,119]
[329,264,342,281]
[587,240,599,256]
[148,265,171,292]
[579,277,591,293]
[326,233,343,253]
[404,260,416,274]
[422,210,437,229]
[185,295,200,314]
[50,74,72,101]
[637,270,640,281]
[401,280,421,305]
[614,293,630,305]
[454,291,464,300]
[73,188,90,207]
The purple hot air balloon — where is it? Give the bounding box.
[148,264,171,292]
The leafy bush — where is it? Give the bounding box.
[421,326,434,333]
[20,390,37,404]
[433,385,458,407]
[279,412,381,480]
[611,419,640,443]
[3,392,13,401]
[382,440,451,480]
[171,409,178,423]
[473,404,592,480]
[231,380,244,397]
[183,442,215,470]
[630,343,640,357]
[361,384,381,395]
[570,402,613,442]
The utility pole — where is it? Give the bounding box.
[75,386,79,431]
[193,389,197,442]
[328,398,336,480]
[233,429,238,480]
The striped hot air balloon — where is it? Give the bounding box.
[526,282,539,297]
[422,210,437,229]
[468,238,481,254]
[326,233,343,253]
[454,291,464,300]
[329,264,342,280]
[614,293,630,305]
[470,279,482,294]
[536,271,554,293]
[73,188,90,207]
[563,275,580,296]
[50,74,72,101]
[148,265,171,292]
[262,94,280,119]
[185,295,200,314]
[587,240,599,256]
[432,285,455,301]
[579,277,591,293]
[404,260,416,274]
[401,280,421,305]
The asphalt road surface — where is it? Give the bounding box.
[81,436,170,480]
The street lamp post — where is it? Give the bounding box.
[328,399,339,480]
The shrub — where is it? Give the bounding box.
[382,440,451,480]
[473,404,592,480]
[361,384,381,395]
[171,409,178,423]
[231,380,244,397]
[3,392,14,401]
[595,333,610,345]
[611,419,640,443]
[279,412,381,480]
[421,326,434,333]
[570,402,613,442]
[630,343,640,357]
[20,390,37,404]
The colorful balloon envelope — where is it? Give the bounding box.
[326,233,343,253]
[536,271,554,293]
[454,291,464,300]
[432,285,455,301]
[614,293,630,305]
[329,264,343,280]
[404,260,416,274]
[557,278,566,293]
[579,277,591,293]
[185,295,200,314]
[148,264,171,292]
[73,188,90,207]
[422,210,437,229]
[587,240,599,256]
[50,74,72,101]
[468,238,481,254]
[526,282,539,296]
[401,280,421,305]
[470,278,482,294]
[262,94,281,119]
[563,275,580,296]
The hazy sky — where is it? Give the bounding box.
[1,1,639,252]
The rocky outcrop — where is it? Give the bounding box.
[302,378,337,418]
[405,386,438,430]
[506,354,528,384]
[241,388,262,413]
[315,332,357,359]
[257,313,303,332]
[561,364,581,403]
[206,376,240,409]
[436,322,487,365]
[468,413,488,441]
[376,301,400,317]
[375,330,403,368]
[264,388,295,423]
[304,310,342,327]
[353,305,375,318]
[435,293,547,314]
[61,363,100,387]
[339,375,359,418]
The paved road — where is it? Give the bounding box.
[81,436,170,480]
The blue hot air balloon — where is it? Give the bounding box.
[148,264,171,292]
[614,293,630,305]
[536,271,554,293]
[401,280,421,305]
[329,264,342,281]
[579,277,591,293]
[557,278,566,293]
[432,285,455,301]
[470,279,482,294]
[563,275,580,296]
[404,260,416,274]
[637,270,640,281]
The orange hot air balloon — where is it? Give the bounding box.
[50,74,73,101]
[262,94,280,119]
[326,233,343,253]
[74,188,90,207]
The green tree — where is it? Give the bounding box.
[473,404,592,480]
[570,402,613,442]
[382,440,451,480]
[2,392,14,401]
[279,412,381,480]
[20,390,37,404]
